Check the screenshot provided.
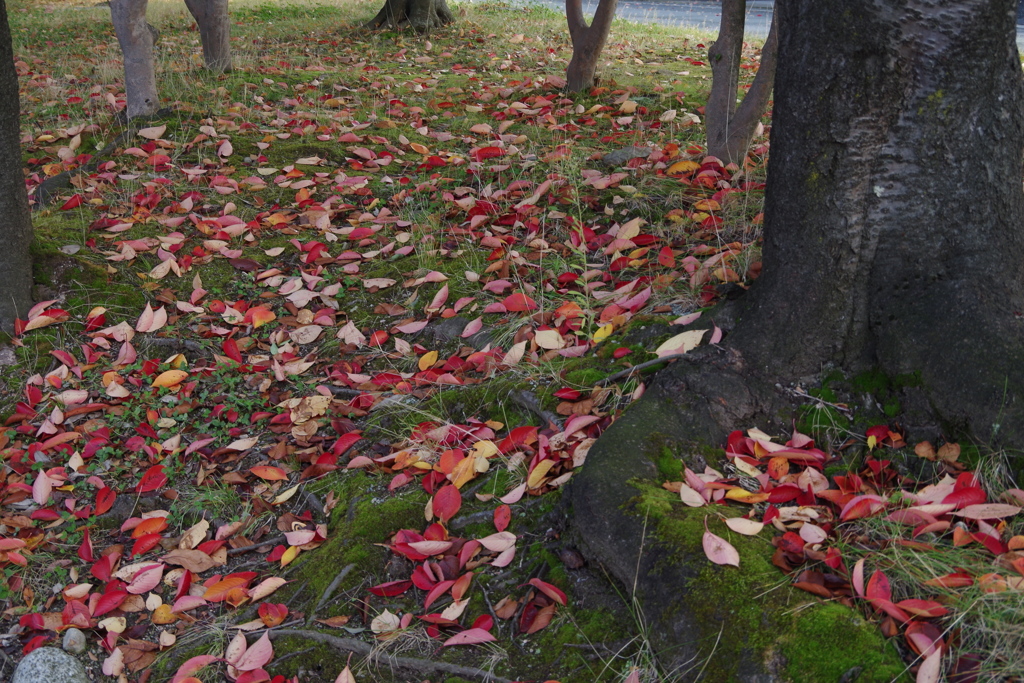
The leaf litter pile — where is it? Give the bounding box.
[1,2,1022,682]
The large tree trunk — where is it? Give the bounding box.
[704,0,777,164]
[110,0,159,119]
[565,0,618,92]
[731,0,1024,446]
[570,0,1024,675]
[365,0,454,32]
[184,0,232,72]
[0,0,34,333]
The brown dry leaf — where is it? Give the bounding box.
[178,519,210,550]
[315,615,351,628]
[937,442,961,463]
[494,596,519,619]
[162,549,220,573]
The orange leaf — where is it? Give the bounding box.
[204,576,252,602]
[250,466,288,481]
[152,370,188,388]
[131,517,168,539]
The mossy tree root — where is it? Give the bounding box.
[269,629,513,682]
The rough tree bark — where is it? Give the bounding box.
[110,0,159,119]
[0,0,34,332]
[572,0,1024,675]
[365,0,454,32]
[565,0,618,92]
[184,0,232,72]
[705,0,777,164]
[731,0,1024,445]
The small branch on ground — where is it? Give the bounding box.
[511,389,564,430]
[309,563,356,624]
[269,629,514,682]
[227,534,286,556]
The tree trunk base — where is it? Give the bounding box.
[365,0,454,32]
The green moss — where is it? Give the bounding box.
[656,446,684,481]
[782,603,907,682]
[564,368,609,386]
[628,481,907,682]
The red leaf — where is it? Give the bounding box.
[93,590,128,617]
[78,528,94,563]
[60,194,84,210]
[942,486,987,509]
[657,246,675,268]
[472,146,505,162]
[433,484,461,524]
[368,580,413,597]
[493,504,511,532]
[135,465,167,493]
[130,533,163,557]
[866,570,892,601]
[502,293,538,312]
[528,578,567,606]
[222,338,243,363]
[95,487,116,516]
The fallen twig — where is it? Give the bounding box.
[269,629,513,682]
[309,563,356,624]
[511,389,564,430]
[227,534,286,556]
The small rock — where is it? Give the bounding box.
[601,146,652,167]
[0,346,15,366]
[62,627,87,654]
[12,647,88,683]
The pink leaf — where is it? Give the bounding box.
[171,655,221,683]
[126,563,164,595]
[442,628,497,647]
[32,471,53,505]
[916,648,943,683]
[702,527,740,567]
[852,558,866,598]
[461,317,483,338]
[235,632,274,671]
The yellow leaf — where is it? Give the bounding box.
[654,329,707,357]
[152,370,188,388]
[724,489,770,504]
[273,485,300,505]
[410,142,429,154]
[280,545,300,566]
[469,440,499,459]
[527,459,556,489]
[418,350,439,372]
[592,324,614,343]
[667,160,700,175]
[617,217,642,241]
[151,604,178,625]
[450,456,478,489]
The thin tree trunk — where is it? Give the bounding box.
[705,1,778,163]
[0,0,33,332]
[110,0,159,119]
[565,0,618,92]
[184,0,232,72]
[365,0,454,32]
[731,0,1024,445]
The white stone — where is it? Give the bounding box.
[62,627,87,654]
[12,646,88,683]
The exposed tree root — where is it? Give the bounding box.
[364,0,454,33]
[270,629,513,682]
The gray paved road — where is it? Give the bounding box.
[493,0,1024,50]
